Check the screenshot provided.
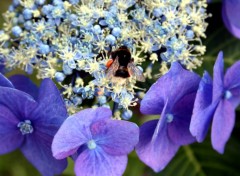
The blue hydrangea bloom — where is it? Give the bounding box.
[136,62,200,172]
[52,107,139,176]
[0,74,68,176]
[222,0,240,38]
[190,51,240,154]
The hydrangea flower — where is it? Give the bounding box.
[52,107,139,176]
[0,73,68,176]
[190,51,240,154]
[0,0,209,116]
[222,0,240,39]
[136,62,200,172]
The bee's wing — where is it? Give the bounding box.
[106,57,119,79]
[127,62,145,82]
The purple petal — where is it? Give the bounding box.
[0,73,14,88]
[140,62,200,115]
[52,108,112,159]
[168,93,196,145]
[224,61,240,89]
[0,87,37,121]
[222,0,240,38]
[21,134,67,176]
[213,52,224,102]
[28,79,67,131]
[211,100,235,154]
[136,103,179,172]
[190,71,217,142]
[0,105,23,154]
[74,147,127,176]
[9,75,38,99]
[91,120,139,155]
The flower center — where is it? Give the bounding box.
[224,90,232,99]
[17,120,34,135]
[87,140,97,150]
[166,113,174,123]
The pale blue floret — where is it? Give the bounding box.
[12,26,22,37]
[121,109,133,120]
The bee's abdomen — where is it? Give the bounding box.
[115,67,130,78]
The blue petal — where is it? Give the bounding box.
[0,105,23,154]
[168,93,196,145]
[0,87,37,121]
[136,102,179,172]
[21,134,67,176]
[224,61,240,108]
[140,62,200,115]
[29,79,67,123]
[211,100,235,154]
[213,52,224,102]
[74,147,127,176]
[190,71,217,142]
[9,75,39,99]
[0,73,14,88]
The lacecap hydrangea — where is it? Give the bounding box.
[0,0,209,116]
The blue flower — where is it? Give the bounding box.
[52,107,139,176]
[136,62,200,172]
[222,0,240,39]
[0,74,68,176]
[190,51,240,153]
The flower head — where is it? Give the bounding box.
[0,0,209,115]
[0,73,67,176]
[52,107,139,176]
[136,62,200,172]
[190,51,240,154]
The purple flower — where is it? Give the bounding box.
[222,0,240,39]
[136,62,200,172]
[0,74,68,176]
[52,107,139,176]
[190,51,240,154]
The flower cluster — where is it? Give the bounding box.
[0,73,67,176]
[0,0,209,116]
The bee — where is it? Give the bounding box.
[105,46,145,82]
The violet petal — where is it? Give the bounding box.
[9,75,39,99]
[21,134,67,176]
[91,119,139,156]
[52,108,112,159]
[213,52,224,102]
[140,62,200,115]
[211,100,235,154]
[168,93,196,145]
[0,87,37,121]
[136,103,179,172]
[190,71,216,142]
[0,73,14,88]
[74,147,127,176]
[0,105,23,154]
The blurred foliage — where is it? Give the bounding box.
[1,1,240,176]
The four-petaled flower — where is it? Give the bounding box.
[136,62,201,172]
[0,74,68,176]
[190,51,240,153]
[52,107,139,176]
